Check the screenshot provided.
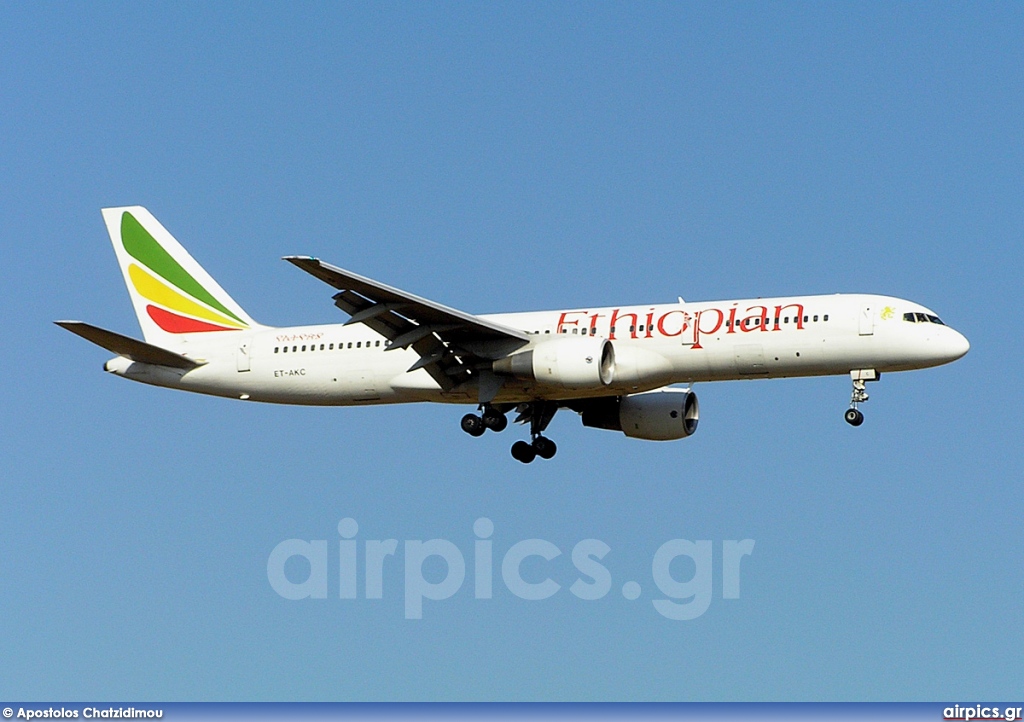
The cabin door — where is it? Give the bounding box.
[236,340,251,372]
[859,306,874,336]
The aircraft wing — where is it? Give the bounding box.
[55,321,202,370]
[283,256,529,392]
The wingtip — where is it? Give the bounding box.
[282,255,317,262]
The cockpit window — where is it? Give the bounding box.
[903,312,945,325]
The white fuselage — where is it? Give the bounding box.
[105,293,970,406]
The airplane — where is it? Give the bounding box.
[57,206,970,463]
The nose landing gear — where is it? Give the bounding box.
[845,369,878,426]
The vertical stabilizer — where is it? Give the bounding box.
[101,206,260,350]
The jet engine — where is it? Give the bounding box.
[581,388,699,440]
[493,336,615,389]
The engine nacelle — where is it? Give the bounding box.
[581,388,699,441]
[493,336,615,389]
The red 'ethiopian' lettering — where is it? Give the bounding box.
[609,308,639,340]
[657,309,688,337]
[774,303,805,330]
[739,305,769,333]
[556,311,587,334]
[691,308,724,349]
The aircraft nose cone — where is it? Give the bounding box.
[945,330,970,361]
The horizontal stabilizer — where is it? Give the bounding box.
[55,321,202,369]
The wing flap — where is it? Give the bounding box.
[55,321,202,369]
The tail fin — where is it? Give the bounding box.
[102,206,260,349]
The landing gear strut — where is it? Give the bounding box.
[845,370,877,427]
[509,401,558,463]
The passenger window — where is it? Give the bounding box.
[813,315,818,322]
[630,326,636,333]
[357,341,362,348]
[301,345,306,352]
[784,317,789,323]
[545,330,550,334]
[376,340,381,347]
[824,315,829,322]
[320,344,325,351]
[774,318,780,326]
[282,347,288,353]
[754,318,760,326]
[274,347,279,353]
[292,346,297,352]
[803,316,808,323]
[348,342,353,348]
[329,344,334,350]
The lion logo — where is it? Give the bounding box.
[880,306,895,321]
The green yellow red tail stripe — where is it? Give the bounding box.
[120,211,248,333]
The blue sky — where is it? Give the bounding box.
[1,2,1021,701]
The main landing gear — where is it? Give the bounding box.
[459,401,559,463]
[510,436,557,464]
[509,401,558,464]
[460,406,508,436]
[845,369,878,427]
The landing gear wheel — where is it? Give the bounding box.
[532,436,557,459]
[844,408,864,426]
[482,408,508,432]
[461,413,485,437]
[511,440,536,463]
